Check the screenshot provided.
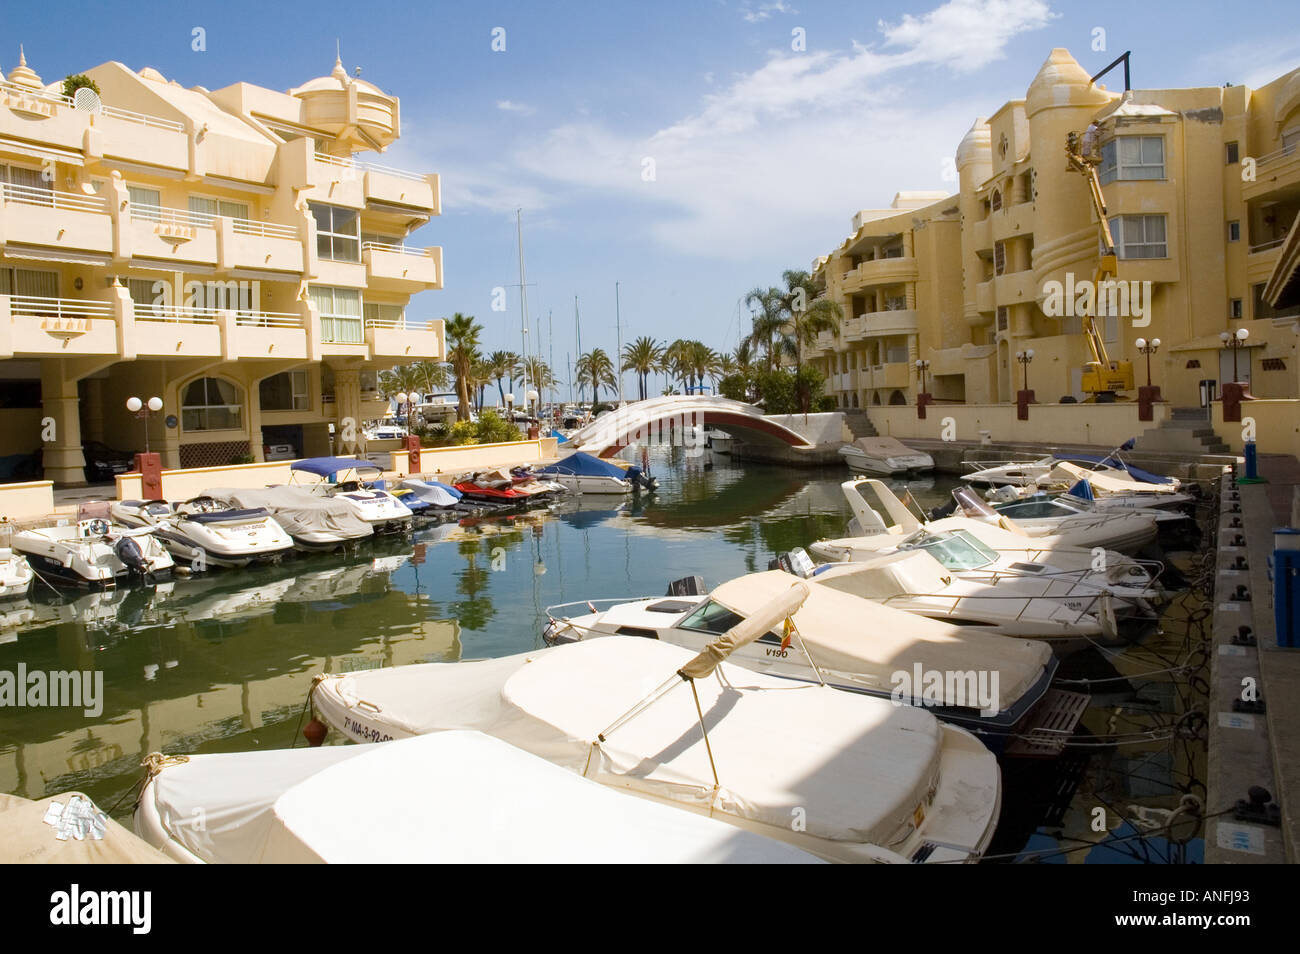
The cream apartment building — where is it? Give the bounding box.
[0,50,444,485]
[810,48,1300,414]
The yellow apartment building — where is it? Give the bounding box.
[810,48,1300,418]
[0,50,444,485]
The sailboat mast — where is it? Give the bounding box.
[615,281,625,406]
[574,295,584,403]
[516,209,529,408]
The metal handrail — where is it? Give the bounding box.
[0,82,184,130]
[234,311,302,328]
[1255,143,1298,168]
[231,218,298,240]
[130,203,216,230]
[133,303,221,323]
[1,182,107,213]
[362,241,431,256]
[313,152,427,182]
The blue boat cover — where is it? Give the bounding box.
[290,456,382,478]
[1066,479,1095,502]
[537,452,628,480]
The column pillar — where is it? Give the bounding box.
[334,367,362,455]
[39,359,86,487]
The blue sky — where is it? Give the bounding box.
[7,0,1300,391]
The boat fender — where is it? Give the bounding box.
[302,718,328,747]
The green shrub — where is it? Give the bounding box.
[814,395,838,413]
[62,75,100,99]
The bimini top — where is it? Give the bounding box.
[1058,453,1174,485]
[140,731,821,864]
[290,457,383,478]
[537,452,630,480]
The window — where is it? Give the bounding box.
[1262,358,1287,371]
[0,163,51,203]
[1099,136,1165,183]
[1230,298,1243,319]
[364,302,406,327]
[678,600,745,636]
[127,185,161,208]
[996,306,1008,332]
[1228,221,1241,242]
[1109,214,1168,259]
[309,286,363,343]
[994,240,1006,276]
[311,203,360,262]
[259,371,309,411]
[0,267,57,297]
[1226,141,1239,164]
[188,196,250,222]
[361,232,402,248]
[126,277,167,316]
[1185,360,1201,369]
[181,377,242,431]
[990,189,1002,212]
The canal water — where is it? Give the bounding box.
[0,449,1208,862]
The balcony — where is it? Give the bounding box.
[363,242,442,291]
[865,362,911,390]
[991,202,1034,242]
[310,153,440,215]
[841,255,918,292]
[0,183,113,258]
[220,217,304,275]
[131,302,223,357]
[126,204,219,267]
[1,296,119,358]
[366,315,445,360]
[859,308,918,338]
[833,370,859,392]
[975,280,995,314]
[809,330,836,355]
[841,315,866,341]
[993,269,1037,305]
[970,216,992,252]
[1246,239,1284,284]
[1243,144,1300,203]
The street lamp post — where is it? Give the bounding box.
[126,396,163,453]
[1014,349,1034,421]
[1220,327,1249,383]
[914,358,930,394]
[914,358,931,419]
[1015,349,1034,392]
[1135,337,1163,421]
[1135,337,1161,388]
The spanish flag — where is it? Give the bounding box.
[780,617,796,652]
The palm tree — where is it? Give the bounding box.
[744,286,786,371]
[487,351,518,407]
[444,313,482,422]
[576,348,616,405]
[469,356,493,414]
[377,365,423,422]
[780,269,843,411]
[522,356,556,395]
[411,360,452,397]
[661,338,690,394]
[685,341,721,394]
[622,336,664,401]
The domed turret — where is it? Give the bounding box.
[955,117,991,171]
[7,46,43,91]
[290,55,399,152]
[1025,48,1113,118]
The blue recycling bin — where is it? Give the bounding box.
[1275,528,1300,648]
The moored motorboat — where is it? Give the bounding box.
[206,486,373,552]
[310,608,1002,862]
[544,567,1077,750]
[12,516,173,588]
[289,458,413,534]
[0,548,33,600]
[536,452,639,494]
[111,496,293,570]
[838,437,934,476]
[133,731,822,864]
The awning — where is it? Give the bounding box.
[1263,212,1300,310]
[0,137,83,166]
[129,258,216,275]
[1,245,111,266]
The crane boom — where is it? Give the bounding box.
[1065,130,1134,399]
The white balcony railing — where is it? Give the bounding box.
[0,81,185,131]
[362,241,429,256]
[234,311,301,328]
[363,316,436,331]
[130,203,217,230]
[132,303,220,324]
[314,151,426,182]
[1249,238,1286,254]
[9,296,114,319]
[1256,143,1298,169]
[231,218,298,240]
[1,182,108,213]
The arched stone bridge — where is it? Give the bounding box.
[564,395,814,457]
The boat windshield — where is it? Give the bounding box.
[677,599,745,635]
[907,530,997,571]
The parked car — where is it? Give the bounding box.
[263,443,297,462]
[82,441,136,484]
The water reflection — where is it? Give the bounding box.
[0,453,948,815]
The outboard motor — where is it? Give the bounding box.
[666,575,706,596]
[928,500,958,521]
[769,548,816,579]
[113,535,153,584]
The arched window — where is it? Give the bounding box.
[182,377,242,431]
[990,188,1002,212]
[889,390,907,406]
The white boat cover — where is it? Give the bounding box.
[141,732,821,863]
[710,570,1051,711]
[398,479,461,507]
[207,486,372,541]
[846,437,930,459]
[315,637,953,849]
[1046,461,1181,495]
[1,792,171,864]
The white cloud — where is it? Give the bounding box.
[503,0,1053,258]
[742,1,796,23]
[496,99,536,115]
